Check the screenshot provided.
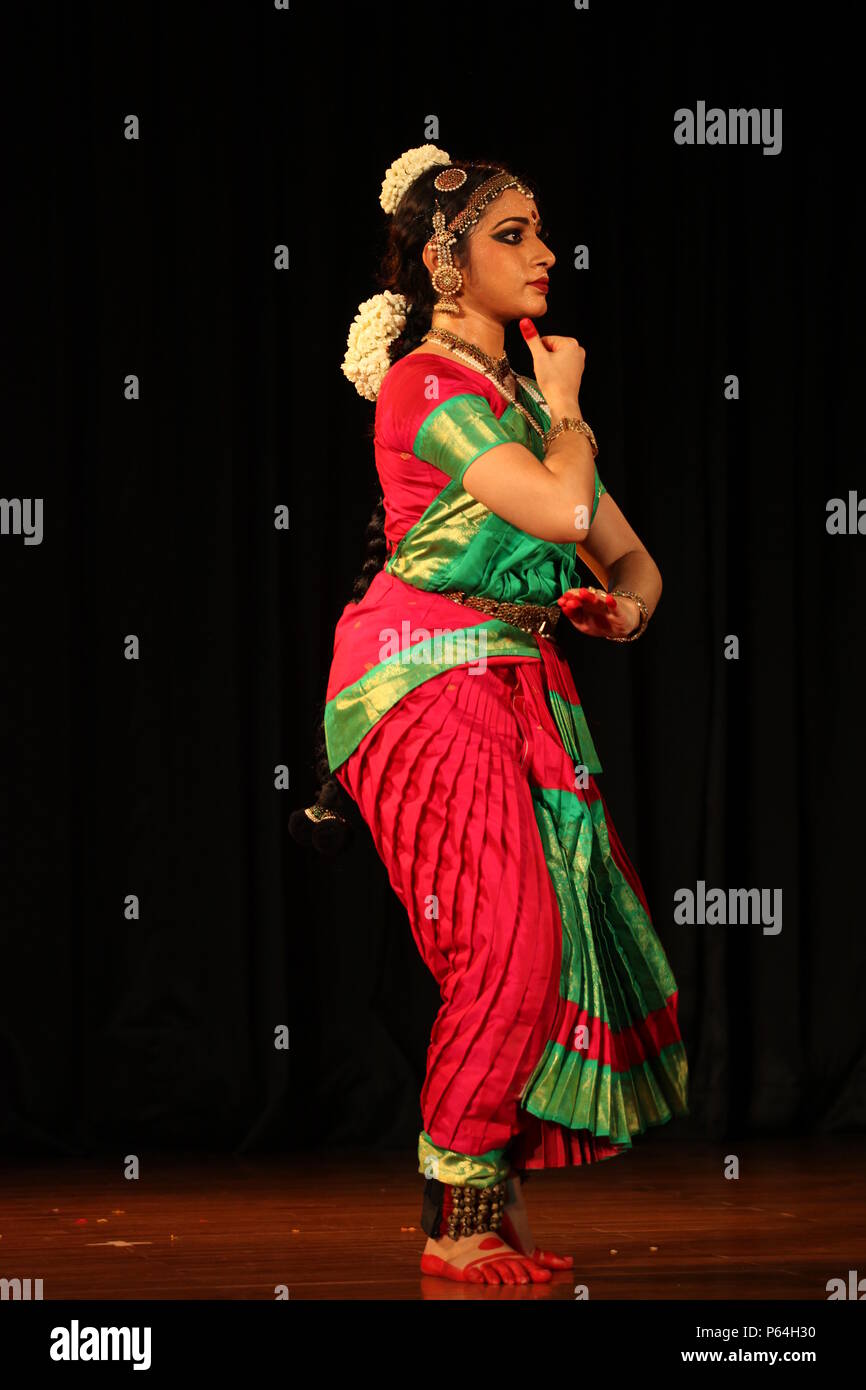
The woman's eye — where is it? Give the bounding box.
[496,228,550,245]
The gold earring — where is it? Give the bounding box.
[429,202,463,315]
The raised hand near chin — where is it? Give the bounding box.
[557,586,640,639]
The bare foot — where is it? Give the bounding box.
[499,1175,574,1270]
[420,1229,552,1284]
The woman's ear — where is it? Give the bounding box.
[422,237,468,283]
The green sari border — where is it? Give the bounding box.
[325,618,540,773]
[417,1130,511,1188]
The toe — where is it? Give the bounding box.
[536,1248,574,1269]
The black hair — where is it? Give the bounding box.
[289,157,528,857]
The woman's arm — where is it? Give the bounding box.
[461,435,597,544]
[568,490,663,635]
[383,358,596,544]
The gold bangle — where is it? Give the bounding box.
[544,416,598,458]
[606,587,649,642]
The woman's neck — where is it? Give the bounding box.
[429,308,505,359]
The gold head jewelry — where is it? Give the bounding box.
[433,167,467,193]
[428,167,534,315]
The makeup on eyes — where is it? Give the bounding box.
[492,219,547,242]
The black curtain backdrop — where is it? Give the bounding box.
[2,1,864,1160]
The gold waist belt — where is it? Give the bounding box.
[441,589,561,639]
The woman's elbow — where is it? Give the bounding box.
[550,486,595,544]
[540,515,590,545]
[558,510,593,546]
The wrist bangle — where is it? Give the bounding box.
[606,587,649,642]
[545,416,598,458]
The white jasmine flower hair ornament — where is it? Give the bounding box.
[379,144,453,214]
[341,145,454,401]
[341,289,408,402]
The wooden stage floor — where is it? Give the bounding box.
[1,1137,864,1301]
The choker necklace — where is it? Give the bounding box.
[423,326,511,381]
[422,327,547,441]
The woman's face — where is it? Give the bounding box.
[451,188,555,322]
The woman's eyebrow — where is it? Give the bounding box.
[490,215,543,231]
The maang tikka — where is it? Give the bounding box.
[428,166,534,315]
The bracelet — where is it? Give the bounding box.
[606,587,650,642]
[544,416,598,458]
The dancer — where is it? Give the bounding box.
[291,146,689,1286]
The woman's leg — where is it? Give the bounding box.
[337,660,565,1280]
[339,661,562,1156]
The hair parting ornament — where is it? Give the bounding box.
[341,145,534,400]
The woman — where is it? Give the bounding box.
[291,145,689,1286]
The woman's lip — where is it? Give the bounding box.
[529,280,549,290]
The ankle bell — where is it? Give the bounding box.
[444,1179,508,1239]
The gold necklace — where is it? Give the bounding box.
[424,326,510,380]
[422,329,547,441]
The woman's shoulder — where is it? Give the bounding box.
[381,348,499,392]
[376,350,505,444]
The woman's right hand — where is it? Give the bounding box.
[518,318,585,417]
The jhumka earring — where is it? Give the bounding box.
[429,166,468,314]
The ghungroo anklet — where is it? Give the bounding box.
[421,1177,509,1239]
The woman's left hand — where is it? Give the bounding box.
[557,586,640,639]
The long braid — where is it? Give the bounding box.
[289,156,518,857]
